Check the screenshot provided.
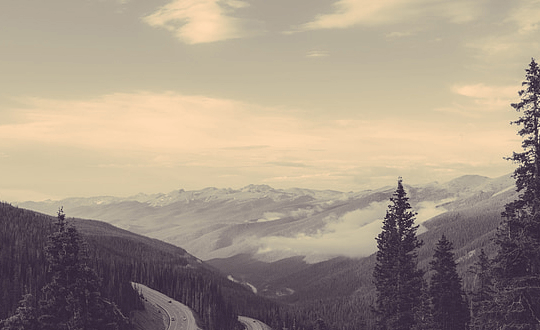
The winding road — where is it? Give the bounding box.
[133,283,200,330]
[238,316,272,330]
[133,282,272,330]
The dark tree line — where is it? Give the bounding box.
[373,179,469,330]
[0,204,242,330]
[468,58,540,329]
[0,201,329,330]
[374,58,540,330]
[1,208,129,330]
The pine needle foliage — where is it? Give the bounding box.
[429,235,469,330]
[38,208,125,330]
[469,249,496,330]
[373,178,424,330]
[1,294,40,330]
[492,58,540,329]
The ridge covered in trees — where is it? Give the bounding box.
[0,204,246,330]
[0,202,327,330]
[1,207,131,330]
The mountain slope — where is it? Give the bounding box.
[19,174,516,263]
[0,203,272,330]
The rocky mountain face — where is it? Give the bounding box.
[19,174,516,264]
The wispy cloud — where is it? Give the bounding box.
[436,83,520,116]
[306,50,330,58]
[292,0,485,32]
[453,83,518,106]
[0,91,516,195]
[1,92,301,152]
[505,0,540,34]
[465,0,540,65]
[385,31,414,38]
[143,0,259,44]
[265,161,309,168]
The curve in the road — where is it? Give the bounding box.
[133,282,271,330]
[154,300,171,329]
[133,282,199,330]
[238,316,272,330]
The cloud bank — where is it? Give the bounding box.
[258,200,448,262]
[0,91,517,200]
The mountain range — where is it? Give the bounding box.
[13,173,520,329]
[19,174,516,262]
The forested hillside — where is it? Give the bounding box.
[0,203,260,330]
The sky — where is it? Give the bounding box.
[1,0,539,202]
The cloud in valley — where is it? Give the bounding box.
[258,200,448,261]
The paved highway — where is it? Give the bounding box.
[238,316,272,330]
[133,283,200,330]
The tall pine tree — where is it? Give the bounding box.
[373,178,424,330]
[492,58,540,329]
[429,235,469,330]
[39,208,123,330]
[469,249,495,330]
[1,294,39,330]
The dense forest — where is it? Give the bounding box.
[0,204,242,329]
[0,202,331,330]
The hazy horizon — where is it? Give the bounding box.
[12,172,513,203]
[2,0,537,202]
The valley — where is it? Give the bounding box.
[3,173,520,330]
[19,173,515,265]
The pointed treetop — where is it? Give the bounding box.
[56,206,66,232]
[396,176,404,191]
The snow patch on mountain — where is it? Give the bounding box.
[18,174,516,262]
[227,275,258,294]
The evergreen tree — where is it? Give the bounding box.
[412,281,433,330]
[492,58,540,329]
[469,249,495,330]
[1,294,39,330]
[373,178,424,330]
[429,235,469,330]
[39,208,122,330]
[314,319,328,330]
